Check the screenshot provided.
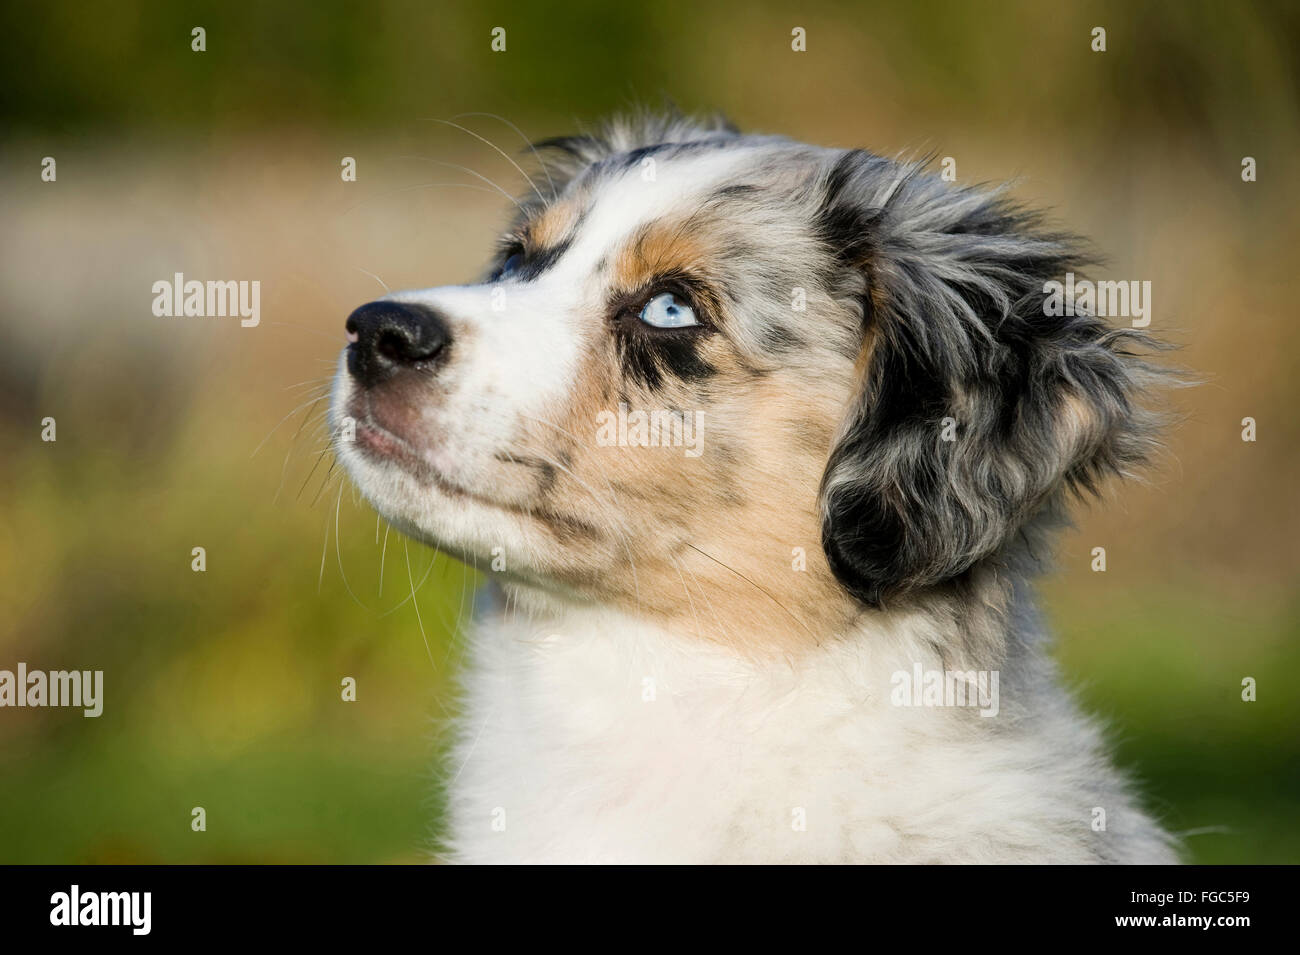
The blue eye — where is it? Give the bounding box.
[638,291,698,329]
[495,250,523,280]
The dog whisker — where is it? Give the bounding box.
[404,539,438,672]
[450,111,558,200]
[252,393,327,460]
[332,482,370,610]
[392,157,527,214]
[338,180,504,221]
[355,267,391,295]
[423,117,548,205]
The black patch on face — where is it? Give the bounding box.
[617,144,670,171]
[615,327,716,391]
[488,232,576,283]
[608,272,723,391]
[815,150,884,269]
[518,237,572,280]
[532,134,610,164]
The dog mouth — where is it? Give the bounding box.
[353,418,420,470]
[347,407,485,506]
[344,402,580,520]
[339,389,605,553]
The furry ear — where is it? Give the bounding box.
[817,151,1164,608]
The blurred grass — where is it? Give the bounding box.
[1,0,1298,862]
[4,0,1297,145]
[1044,585,1300,863]
[0,391,473,863]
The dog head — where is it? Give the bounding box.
[330,113,1161,644]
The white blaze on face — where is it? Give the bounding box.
[379,280,585,488]
[559,147,756,277]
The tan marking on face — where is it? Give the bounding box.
[524,199,582,250]
[610,219,713,293]
[482,198,869,653]
[498,292,863,655]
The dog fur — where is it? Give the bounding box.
[330,112,1178,864]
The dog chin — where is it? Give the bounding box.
[340,447,489,559]
[331,417,525,574]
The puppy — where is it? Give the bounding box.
[330,113,1177,863]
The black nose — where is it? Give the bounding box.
[345,300,452,388]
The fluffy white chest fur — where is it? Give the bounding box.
[445,586,1176,864]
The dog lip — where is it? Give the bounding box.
[353,418,455,489]
[343,397,603,543]
[345,393,491,504]
[352,417,504,511]
[348,418,602,543]
[355,419,414,461]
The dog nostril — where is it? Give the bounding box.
[376,328,445,365]
[375,330,406,363]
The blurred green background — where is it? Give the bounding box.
[1,0,1296,863]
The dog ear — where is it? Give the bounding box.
[817,151,1164,608]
